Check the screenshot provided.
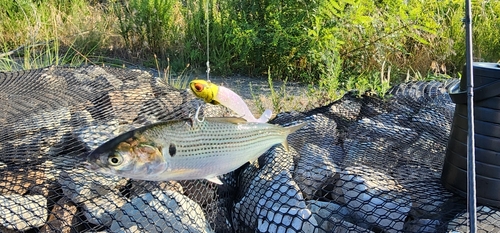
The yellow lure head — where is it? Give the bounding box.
[189,79,220,104]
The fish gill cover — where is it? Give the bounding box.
[0,65,497,232]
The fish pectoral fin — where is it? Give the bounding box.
[165,168,194,176]
[206,117,247,124]
[205,176,223,185]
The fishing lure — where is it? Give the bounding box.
[189,80,272,123]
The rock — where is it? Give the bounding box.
[386,101,415,118]
[287,114,337,152]
[74,121,141,151]
[258,207,317,233]
[40,197,78,233]
[83,190,128,226]
[69,109,94,127]
[256,171,317,233]
[73,65,153,92]
[315,179,346,204]
[34,129,68,156]
[329,145,345,164]
[107,87,155,123]
[272,111,307,124]
[258,171,306,209]
[38,68,69,89]
[179,180,218,207]
[411,107,453,139]
[233,171,272,230]
[404,219,441,233]
[393,164,453,217]
[447,206,500,232]
[129,180,183,196]
[73,121,121,151]
[46,132,89,157]
[0,194,47,231]
[29,160,62,197]
[0,169,45,195]
[329,97,362,121]
[295,143,340,199]
[28,177,55,197]
[307,200,355,232]
[76,123,139,152]
[43,160,61,179]
[370,113,408,126]
[340,166,411,233]
[219,171,238,188]
[2,126,66,164]
[354,115,418,145]
[135,91,194,124]
[14,107,71,134]
[58,167,128,203]
[400,131,447,170]
[75,66,121,88]
[206,200,233,233]
[233,146,297,230]
[342,138,396,171]
[313,216,374,233]
[110,190,213,233]
[388,81,448,107]
[200,103,235,118]
[0,226,21,233]
[260,145,297,177]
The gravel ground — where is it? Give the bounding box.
[129,65,333,117]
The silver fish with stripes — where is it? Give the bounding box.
[85,117,306,184]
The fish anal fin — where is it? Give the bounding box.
[205,176,223,185]
[282,140,290,152]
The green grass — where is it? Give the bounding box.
[0,0,116,71]
[1,0,499,101]
[249,83,266,114]
[155,56,192,90]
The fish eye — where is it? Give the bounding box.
[194,83,204,92]
[108,153,123,166]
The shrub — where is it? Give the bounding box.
[1,0,499,96]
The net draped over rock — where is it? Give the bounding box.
[0,65,497,232]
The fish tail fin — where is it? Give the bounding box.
[282,122,307,151]
[286,121,308,134]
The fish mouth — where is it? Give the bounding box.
[83,161,98,171]
[83,161,117,176]
[82,159,110,172]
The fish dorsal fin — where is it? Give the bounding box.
[205,176,223,185]
[206,117,247,124]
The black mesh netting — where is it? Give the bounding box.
[0,65,498,233]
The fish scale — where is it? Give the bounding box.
[86,117,306,184]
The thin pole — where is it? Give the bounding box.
[205,0,211,82]
[464,0,477,231]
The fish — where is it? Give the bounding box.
[189,79,273,123]
[86,117,306,184]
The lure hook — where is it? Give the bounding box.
[194,104,205,123]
